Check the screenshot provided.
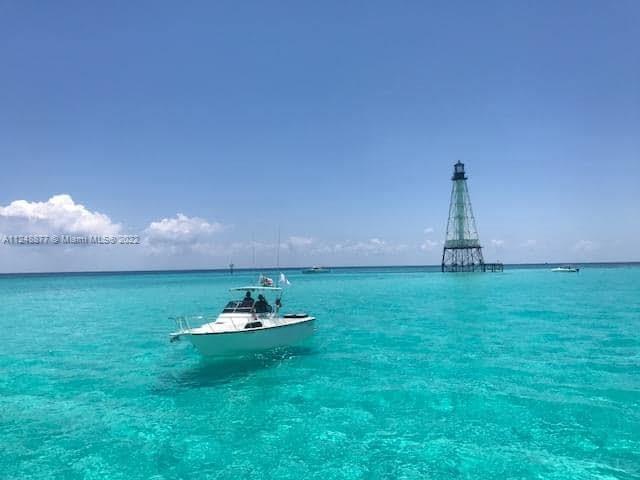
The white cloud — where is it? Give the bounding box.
[313,238,408,255]
[143,213,226,256]
[573,239,598,254]
[420,239,439,251]
[423,227,435,234]
[287,236,314,248]
[520,239,537,248]
[0,194,121,235]
[349,238,408,254]
[491,239,505,247]
[145,213,224,244]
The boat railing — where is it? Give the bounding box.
[170,316,191,334]
[170,315,216,333]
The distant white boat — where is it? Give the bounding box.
[302,266,331,274]
[551,265,580,273]
[170,278,315,357]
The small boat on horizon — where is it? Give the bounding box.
[302,266,331,274]
[170,275,315,356]
[551,265,580,273]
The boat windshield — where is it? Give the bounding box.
[222,291,276,314]
[222,301,252,313]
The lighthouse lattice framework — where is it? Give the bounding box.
[441,161,485,272]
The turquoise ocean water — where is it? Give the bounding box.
[1,266,639,479]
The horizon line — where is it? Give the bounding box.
[1,261,639,277]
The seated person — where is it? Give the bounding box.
[239,291,254,308]
[253,294,271,313]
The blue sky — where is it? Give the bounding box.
[1,1,639,272]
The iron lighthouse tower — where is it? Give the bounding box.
[441,161,485,272]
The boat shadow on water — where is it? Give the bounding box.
[157,345,315,390]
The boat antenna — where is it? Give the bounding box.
[276,226,281,269]
[251,232,256,270]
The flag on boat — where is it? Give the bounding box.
[279,273,291,286]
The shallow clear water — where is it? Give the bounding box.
[1,266,639,479]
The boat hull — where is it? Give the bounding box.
[187,317,315,356]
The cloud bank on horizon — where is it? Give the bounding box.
[0,194,610,273]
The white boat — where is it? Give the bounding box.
[170,282,315,357]
[551,265,580,272]
[302,266,331,274]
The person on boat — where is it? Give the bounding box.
[240,291,254,308]
[254,294,271,313]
